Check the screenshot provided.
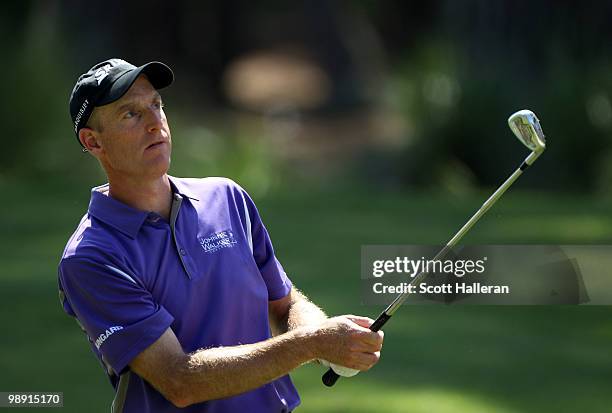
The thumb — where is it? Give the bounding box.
[346,315,375,329]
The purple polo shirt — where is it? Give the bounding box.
[58,176,299,413]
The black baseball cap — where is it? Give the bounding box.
[69,58,174,146]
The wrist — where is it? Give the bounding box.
[290,324,322,361]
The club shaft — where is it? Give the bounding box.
[322,152,537,388]
[384,159,526,317]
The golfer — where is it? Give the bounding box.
[58,58,383,412]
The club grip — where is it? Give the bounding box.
[321,312,392,387]
[369,312,391,332]
[322,368,340,387]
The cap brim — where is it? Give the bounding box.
[97,61,174,106]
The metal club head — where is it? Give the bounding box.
[508,110,546,153]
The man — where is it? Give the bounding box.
[58,58,384,412]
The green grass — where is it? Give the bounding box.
[1,177,612,412]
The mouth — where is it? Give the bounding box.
[145,140,167,150]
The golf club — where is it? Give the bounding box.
[322,109,547,387]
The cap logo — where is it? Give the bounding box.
[74,98,89,133]
[94,64,111,85]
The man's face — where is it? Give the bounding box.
[83,75,172,180]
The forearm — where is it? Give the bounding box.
[287,290,327,331]
[176,327,317,405]
[132,313,383,408]
[270,288,328,335]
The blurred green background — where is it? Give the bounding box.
[1,1,612,412]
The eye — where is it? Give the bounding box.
[153,101,165,110]
[124,111,137,119]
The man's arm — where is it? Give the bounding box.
[130,326,318,408]
[268,287,327,336]
[268,287,381,369]
[130,311,383,408]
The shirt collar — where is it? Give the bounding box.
[87,176,198,239]
[88,184,149,239]
[168,176,200,202]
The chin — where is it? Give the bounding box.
[146,157,171,178]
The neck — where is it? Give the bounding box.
[107,173,173,221]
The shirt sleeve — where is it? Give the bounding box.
[235,185,293,300]
[58,256,174,375]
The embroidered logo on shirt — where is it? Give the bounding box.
[198,230,238,253]
[94,326,124,349]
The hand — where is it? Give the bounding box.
[313,315,384,372]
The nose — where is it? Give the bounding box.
[145,107,164,133]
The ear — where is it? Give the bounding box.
[79,128,102,153]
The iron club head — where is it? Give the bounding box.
[508,110,546,154]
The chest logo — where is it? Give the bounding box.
[198,230,238,253]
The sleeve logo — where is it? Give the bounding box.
[94,325,124,349]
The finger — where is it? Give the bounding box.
[346,315,375,328]
[352,351,381,371]
[357,330,385,348]
[347,340,377,353]
[333,349,381,371]
[349,340,382,354]
[371,351,381,366]
[348,333,384,353]
[345,319,378,335]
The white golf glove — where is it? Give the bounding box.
[318,359,360,377]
